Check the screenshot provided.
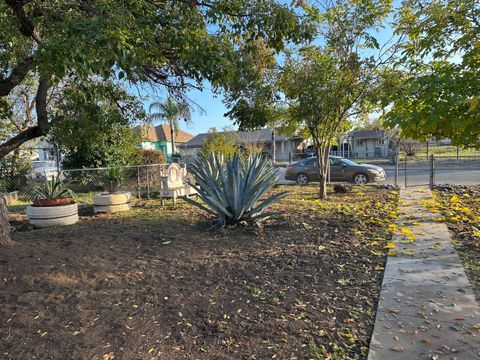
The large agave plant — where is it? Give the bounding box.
[184,153,287,226]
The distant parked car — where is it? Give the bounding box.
[30,161,60,181]
[285,156,386,185]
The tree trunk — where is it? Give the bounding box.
[11,149,20,175]
[0,198,13,247]
[315,146,329,199]
[319,174,327,199]
[271,129,276,165]
[170,126,175,159]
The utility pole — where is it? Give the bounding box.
[271,129,276,165]
[394,150,399,186]
[429,154,435,187]
[54,142,61,174]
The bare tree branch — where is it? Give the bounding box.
[0,126,45,158]
[0,76,50,157]
[5,0,42,44]
[0,57,34,97]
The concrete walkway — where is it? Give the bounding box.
[368,186,480,359]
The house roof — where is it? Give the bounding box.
[349,130,387,140]
[183,128,301,148]
[136,124,193,143]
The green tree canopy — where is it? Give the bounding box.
[384,0,480,147]
[226,0,396,197]
[0,0,316,158]
[51,81,143,168]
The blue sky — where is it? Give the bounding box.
[135,82,233,136]
[182,86,232,135]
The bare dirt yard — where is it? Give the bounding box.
[1,185,398,359]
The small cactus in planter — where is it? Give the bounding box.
[94,166,131,213]
[184,153,287,226]
[102,167,124,193]
[28,176,78,227]
[33,175,75,207]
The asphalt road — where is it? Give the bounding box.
[384,168,480,186]
[276,167,480,186]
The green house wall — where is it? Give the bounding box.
[137,140,169,156]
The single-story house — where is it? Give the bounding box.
[136,124,193,160]
[30,139,57,161]
[347,130,391,158]
[180,128,305,161]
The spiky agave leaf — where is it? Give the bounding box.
[34,174,75,200]
[250,191,288,219]
[186,152,287,226]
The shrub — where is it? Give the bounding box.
[59,126,141,169]
[400,138,421,157]
[0,153,32,192]
[200,130,238,159]
[184,153,287,226]
[137,149,167,164]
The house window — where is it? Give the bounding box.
[357,140,364,146]
[377,139,385,145]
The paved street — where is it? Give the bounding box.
[276,167,480,186]
[384,168,480,186]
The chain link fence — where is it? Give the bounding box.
[0,164,170,203]
[392,156,480,187]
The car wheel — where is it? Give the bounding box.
[352,172,369,185]
[296,173,309,184]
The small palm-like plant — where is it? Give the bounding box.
[148,97,192,156]
[184,153,287,226]
[102,166,124,193]
[34,175,74,200]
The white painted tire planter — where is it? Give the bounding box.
[26,203,79,227]
[93,192,132,213]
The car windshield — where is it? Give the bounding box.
[338,158,358,166]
